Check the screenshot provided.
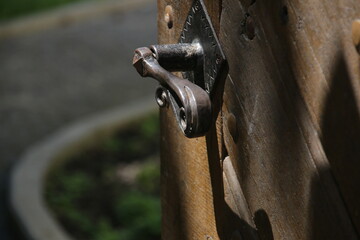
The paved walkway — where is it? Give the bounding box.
[0,2,157,239]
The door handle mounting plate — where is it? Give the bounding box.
[179,0,226,95]
[132,0,227,138]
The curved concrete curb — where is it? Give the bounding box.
[10,97,157,240]
[0,0,154,40]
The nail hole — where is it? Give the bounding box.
[280,6,289,25]
[245,15,255,40]
[241,13,255,40]
[352,20,360,54]
[164,5,174,29]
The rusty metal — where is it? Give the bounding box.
[132,0,227,138]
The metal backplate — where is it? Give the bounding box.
[180,0,226,95]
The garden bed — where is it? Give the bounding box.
[45,113,161,240]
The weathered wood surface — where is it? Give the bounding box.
[159,0,360,239]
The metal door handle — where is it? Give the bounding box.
[132,0,227,138]
[133,45,211,138]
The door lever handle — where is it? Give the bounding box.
[132,0,227,138]
[133,45,211,138]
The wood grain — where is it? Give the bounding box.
[159,0,360,239]
[158,1,224,239]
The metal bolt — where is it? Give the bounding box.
[227,113,238,142]
[164,5,174,29]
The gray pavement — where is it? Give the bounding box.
[0,2,157,239]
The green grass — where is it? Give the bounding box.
[0,0,95,21]
[45,113,161,240]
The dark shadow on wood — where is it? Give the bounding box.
[219,0,360,238]
[161,0,360,239]
[205,61,261,239]
[254,209,273,240]
[320,54,360,236]
[266,1,360,238]
[206,127,261,240]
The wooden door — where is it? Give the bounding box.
[158,0,360,239]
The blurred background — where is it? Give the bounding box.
[0,0,160,239]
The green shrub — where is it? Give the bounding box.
[46,172,95,237]
[136,161,160,195]
[94,219,121,240]
[115,191,161,240]
[45,113,161,240]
